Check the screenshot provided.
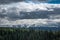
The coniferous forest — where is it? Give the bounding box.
[0,27,60,40]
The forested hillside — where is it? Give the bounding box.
[0,27,60,40]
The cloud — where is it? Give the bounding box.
[0,19,60,27]
[0,0,60,4]
[35,0,48,2]
[25,0,49,3]
[0,0,24,4]
[0,2,60,20]
[0,2,60,27]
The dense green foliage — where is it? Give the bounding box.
[0,27,60,40]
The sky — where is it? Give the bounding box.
[0,0,60,27]
[49,0,60,4]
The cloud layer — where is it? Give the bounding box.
[0,0,51,4]
[0,2,60,27]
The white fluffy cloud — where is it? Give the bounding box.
[0,2,60,12]
[0,18,60,27]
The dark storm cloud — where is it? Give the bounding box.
[0,0,24,4]
[0,8,60,21]
[0,0,51,4]
[37,0,48,2]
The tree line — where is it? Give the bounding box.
[0,27,60,40]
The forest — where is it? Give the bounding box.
[0,27,60,40]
